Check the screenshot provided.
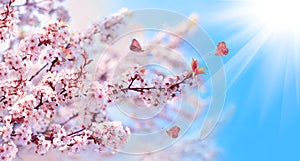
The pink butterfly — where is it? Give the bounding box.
[166,126,180,139]
[216,41,229,56]
[130,39,144,52]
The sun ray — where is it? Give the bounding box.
[199,1,254,24]
[279,52,290,128]
[293,36,300,110]
[202,27,272,91]
[278,45,300,131]
[224,28,272,89]
[199,1,300,129]
[256,47,288,124]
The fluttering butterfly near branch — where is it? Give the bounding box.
[204,41,229,57]
[166,125,181,139]
[215,41,229,56]
[129,38,144,52]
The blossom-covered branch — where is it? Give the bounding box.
[0,1,227,160]
[0,6,131,160]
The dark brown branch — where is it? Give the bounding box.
[34,93,43,110]
[29,63,48,81]
[0,25,7,29]
[48,57,58,71]
[169,74,192,90]
[67,128,86,137]
[59,88,66,95]
[0,4,11,22]
[38,39,51,47]
[60,113,79,126]
[0,96,5,102]
[121,73,192,93]
[47,81,55,91]
[128,76,137,88]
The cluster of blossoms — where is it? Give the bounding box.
[104,63,204,108]
[1,0,70,43]
[0,0,15,41]
[0,1,222,161]
[0,19,131,158]
[0,1,133,159]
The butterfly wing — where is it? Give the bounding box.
[216,41,229,56]
[130,39,144,52]
[166,126,180,138]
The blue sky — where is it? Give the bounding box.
[69,1,300,160]
[115,1,300,161]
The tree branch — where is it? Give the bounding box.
[29,63,48,81]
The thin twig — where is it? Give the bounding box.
[29,63,48,81]
[60,113,79,126]
[67,128,86,137]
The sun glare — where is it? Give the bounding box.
[252,0,300,32]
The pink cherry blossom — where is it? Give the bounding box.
[0,1,219,160]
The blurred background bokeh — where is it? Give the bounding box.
[65,0,300,161]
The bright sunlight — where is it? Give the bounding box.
[252,0,300,32]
